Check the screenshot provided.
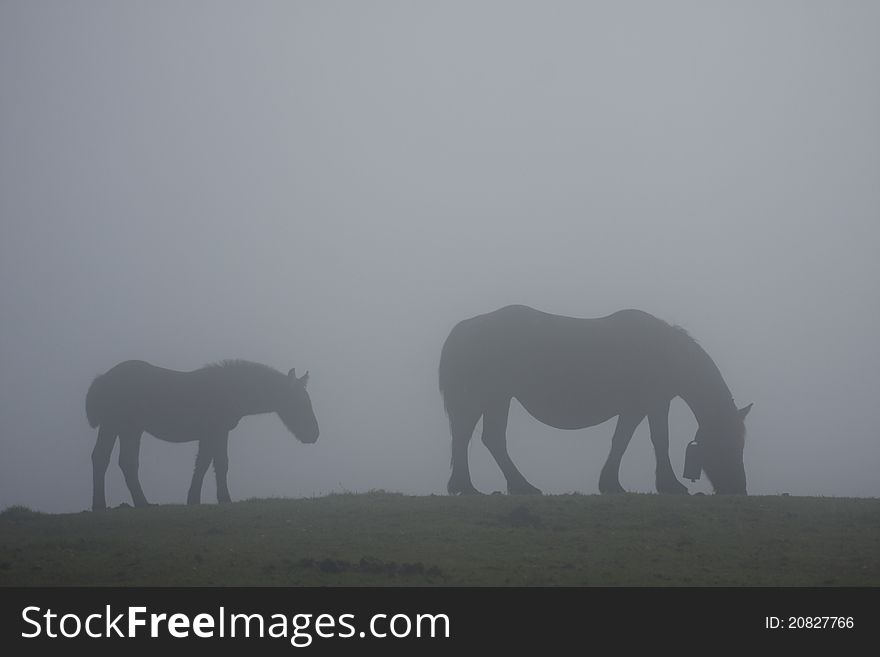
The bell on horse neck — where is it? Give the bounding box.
[683,440,702,481]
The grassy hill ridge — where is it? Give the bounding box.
[1,493,878,586]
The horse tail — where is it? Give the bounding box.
[439,321,476,467]
[85,373,109,428]
[438,328,459,426]
[438,336,456,469]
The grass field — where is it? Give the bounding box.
[1,492,878,586]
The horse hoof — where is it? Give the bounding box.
[447,478,483,495]
[657,481,689,495]
[598,481,626,494]
[508,483,542,495]
[449,487,484,496]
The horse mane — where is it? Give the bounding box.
[669,322,745,440]
[201,359,284,377]
[670,323,699,346]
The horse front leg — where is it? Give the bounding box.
[482,398,541,495]
[213,432,231,504]
[91,426,117,511]
[648,401,688,494]
[187,439,214,505]
[599,413,644,493]
[119,432,149,507]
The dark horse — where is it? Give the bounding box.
[439,305,752,495]
[86,360,319,510]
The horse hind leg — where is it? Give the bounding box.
[482,398,542,495]
[446,401,482,495]
[213,433,231,504]
[91,426,117,511]
[118,432,149,507]
[187,440,213,505]
[599,413,644,494]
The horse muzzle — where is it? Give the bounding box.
[298,428,319,444]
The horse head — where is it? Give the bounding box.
[695,403,752,494]
[277,368,320,444]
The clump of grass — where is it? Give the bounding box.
[0,505,42,521]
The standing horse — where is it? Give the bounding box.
[439,305,752,495]
[85,359,319,510]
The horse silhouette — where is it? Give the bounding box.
[85,359,319,510]
[439,305,752,495]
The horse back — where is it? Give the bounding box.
[440,305,682,404]
[89,360,231,438]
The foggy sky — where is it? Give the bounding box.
[2,1,878,513]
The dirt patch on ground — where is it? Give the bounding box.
[501,505,543,528]
[298,556,444,580]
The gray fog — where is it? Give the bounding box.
[2,1,878,513]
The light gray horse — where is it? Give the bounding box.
[86,359,319,510]
[439,305,751,495]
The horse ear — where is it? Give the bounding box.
[288,368,296,379]
[738,403,753,420]
[299,371,309,387]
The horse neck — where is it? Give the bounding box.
[676,342,737,428]
[219,366,285,418]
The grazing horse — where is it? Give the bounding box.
[85,359,319,510]
[439,305,752,496]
